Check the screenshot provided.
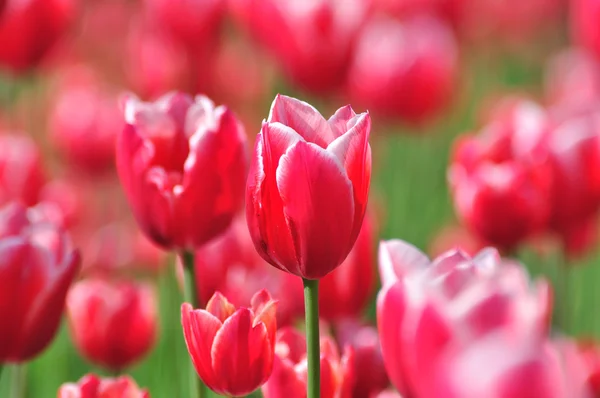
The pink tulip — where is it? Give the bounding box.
[571,0,600,60]
[58,374,150,398]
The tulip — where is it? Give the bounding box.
[575,341,600,395]
[49,66,122,175]
[181,289,277,396]
[448,99,552,252]
[571,0,600,60]
[377,239,551,397]
[346,15,458,124]
[246,94,371,279]
[262,327,355,398]
[0,133,46,207]
[0,202,80,362]
[116,92,248,251]
[66,278,157,370]
[0,0,75,73]
[58,373,150,398]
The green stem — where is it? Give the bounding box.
[10,364,25,398]
[303,278,320,398]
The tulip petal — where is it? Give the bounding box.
[261,356,305,398]
[328,105,358,138]
[277,141,355,278]
[268,94,335,148]
[378,240,430,286]
[251,290,278,347]
[206,292,236,323]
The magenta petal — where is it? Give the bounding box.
[328,105,358,138]
[378,240,430,286]
[276,141,355,279]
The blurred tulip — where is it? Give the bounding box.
[571,0,600,60]
[49,66,121,174]
[0,201,80,362]
[448,99,552,251]
[319,212,375,320]
[181,290,277,396]
[0,0,75,73]
[576,341,600,395]
[39,179,84,229]
[372,0,445,18]
[347,15,458,124]
[0,133,46,207]
[232,0,369,94]
[428,224,485,258]
[58,373,150,398]
[67,278,157,370]
[335,320,389,398]
[246,94,371,279]
[372,390,403,398]
[377,239,551,396]
[262,327,355,398]
[116,92,248,251]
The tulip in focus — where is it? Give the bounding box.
[58,374,150,398]
[571,0,600,60]
[66,278,157,370]
[116,92,248,251]
[262,327,355,398]
[0,202,80,362]
[246,94,371,279]
[181,290,277,396]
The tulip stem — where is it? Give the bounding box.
[10,365,25,398]
[303,278,320,398]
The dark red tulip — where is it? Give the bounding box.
[116,92,248,251]
[571,0,600,59]
[0,201,80,362]
[0,0,75,73]
[66,278,157,370]
[58,373,150,398]
[246,94,371,279]
[182,290,277,396]
[347,15,458,124]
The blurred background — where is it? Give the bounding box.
[0,0,599,396]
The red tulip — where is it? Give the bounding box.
[116,92,248,251]
[66,278,157,370]
[377,239,551,397]
[49,65,121,175]
[58,373,150,398]
[0,133,46,207]
[262,327,355,398]
[346,15,458,124]
[246,94,371,279]
[181,290,277,396]
[0,0,75,73]
[571,0,600,60]
[319,212,375,320]
[448,99,552,251]
[575,341,600,395]
[0,201,80,362]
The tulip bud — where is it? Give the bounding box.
[58,374,150,398]
[116,92,248,251]
[0,202,80,362]
[66,278,157,370]
[181,290,277,396]
[246,94,371,279]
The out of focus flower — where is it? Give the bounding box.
[233,0,369,94]
[336,320,389,398]
[246,94,371,279]
[116,92,248,251]
[0,133,46,207]
[181,290,277,396]
[347,15,458,124]
[58,374,150,398]
[429,224,485,258]
[0,0,76,73]
[319,212,375,320]
[67,278,157,370]
[571,0,600,60]
[38,179,84,229]
[262,327,355,398]
[575,341,600,395]
[377,239,551,397]
[0,202,80,362]
[448,99,552,251]
[49,66,121,174]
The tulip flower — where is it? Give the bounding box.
[262,327,355,398]
[448,99,552,252]
[0,133,46,207]
[58,374,150,398]
[0,0,75,73]
[66,278,157,370]
[571,0,600,60]
[181,289,277,396]
[346,15,458,124]
[0,202,80,362]
[377,239,551,397]
[116,92,248,251]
